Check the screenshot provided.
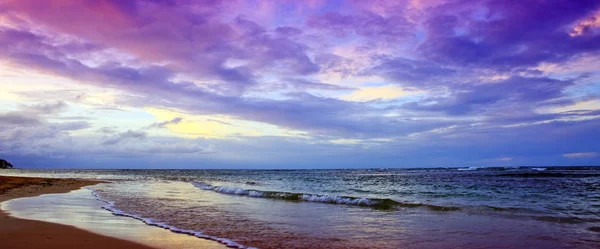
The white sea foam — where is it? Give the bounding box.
[531,167,547,171]
[191,182,383,207]
[458,167,480,171]
[192,182,215,190]
[248,191,264,197]
[299,194,376,205]
[89,189,257,249]
[214,186,248,195]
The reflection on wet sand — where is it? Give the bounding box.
[2,189,226,249]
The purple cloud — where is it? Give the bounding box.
[419,0,600,69]
[102,130,147,145]
[1,0,600,166]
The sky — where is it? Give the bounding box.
[0,0,599,169]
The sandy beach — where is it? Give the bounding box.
[2,168,599,249]
[0,176,155,249]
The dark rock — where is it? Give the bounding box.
[588,227,600,233]
[0,159,14,169]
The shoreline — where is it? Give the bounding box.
[0,176,156,249]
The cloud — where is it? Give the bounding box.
[0,112,41,126]
[563,152,598,158]
[367,57,455,87]
[102,130,147,145]
[204,119,234,126]
[0,27,444,138]
[307,10,415,42]
[1,0,600,167]
[570,10,600,36]
[20,101,68,114]
[341,85,417,102]
[50,121,91,131]
[97,126,118,134]
[0,118,91,158]
[399,76,576,116]
[147,117,183,129]
[418,0,600,70]
[285,78,355,91]
[0,101,79,128]
[137,143,216,154]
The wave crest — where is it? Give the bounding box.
[191,182,460,211]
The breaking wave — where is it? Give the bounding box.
[457,167,480,171]
[191,182,461,211]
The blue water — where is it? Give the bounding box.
[2,167,600,248]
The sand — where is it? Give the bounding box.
[0,176,156,249]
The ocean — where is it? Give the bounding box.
[2,167,599,249]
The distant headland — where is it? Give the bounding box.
[0,159,13,169]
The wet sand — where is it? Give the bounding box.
[0,176,157,249]
[0,176,226,249]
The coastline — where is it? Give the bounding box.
[0,176,156,249]
[3,168,598,249]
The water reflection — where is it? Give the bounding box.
[2,189,225,249]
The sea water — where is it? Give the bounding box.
[2,167,599,249]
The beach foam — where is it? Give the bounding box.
[89,189,257,249]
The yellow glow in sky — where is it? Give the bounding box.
[538,100,600,114]
[146,108,306,139]
[341,85,417,102]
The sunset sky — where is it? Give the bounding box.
[1,0,599,168]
